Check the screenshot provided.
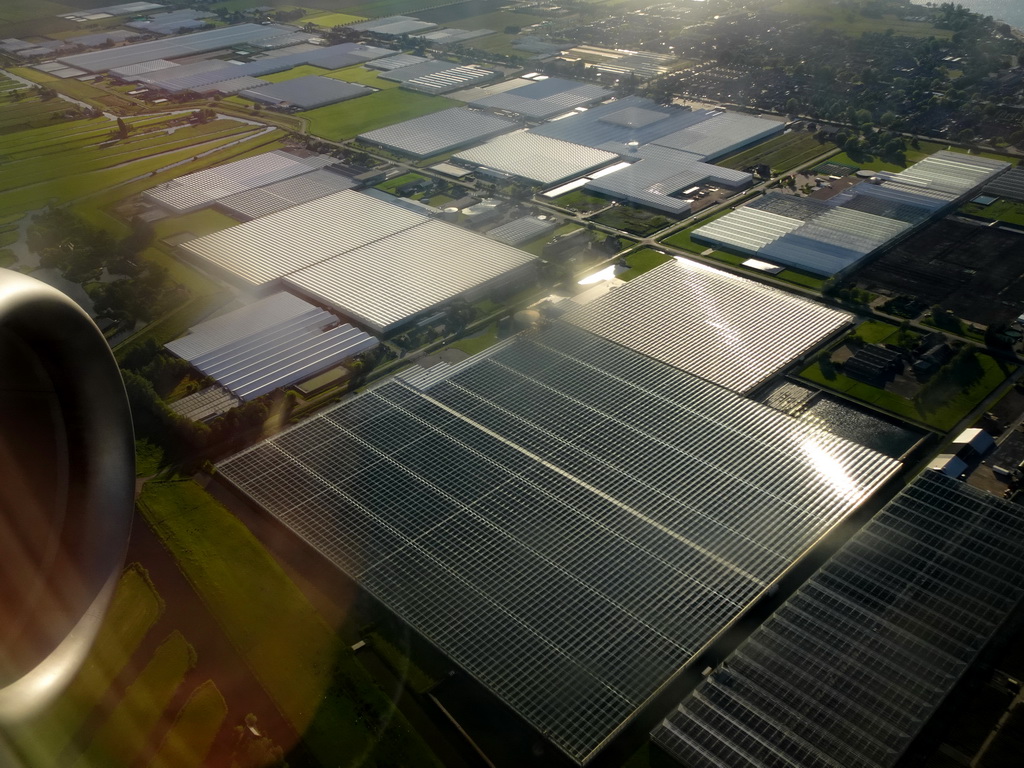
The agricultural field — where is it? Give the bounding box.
[137,479,442,768]
[305,88,458,140]
[717,130,832,172]
[3,561,228,765]
[300,10,366,26]
[0,114,263,218]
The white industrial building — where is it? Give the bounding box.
[181,190,538,334]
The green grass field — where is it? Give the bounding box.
[325,63,400,89]
[618,248,673,281]
[550,189,610,213]
[766,0,953,38]
[448,322,500,354]
[305,88,457,140]
[301,11,366,26]
[10,564,164,765]
[137,480,441,768]
[73,630,196,768]
[150,680,228,768]
[258,64,334,83]
[961,198,1024,226]
[717,131,831,172]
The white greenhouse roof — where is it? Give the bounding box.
[693,207,805,255]
[468,77,611,120]
[239,76,372,109]
[145,149,334,213]
[565,259,852,393]
[653,471,1024,768]
[166,291,377,401]
[219,322,900,763]
[218,169,357,220]
[454,132,618,185]
[166,291,321,361]
[650,111,785,161]
[879,150,1009,197]
[57,23,292,72]
[181,190,426,287]
[358,107,518,159]
[584,145,751,214]
[283,219,536,333]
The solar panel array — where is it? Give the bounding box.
[358,107,518,159]
[564,259,852,393]
[219,322,900,763]
[653,470,1024,768]
[454,132,618,185]
[692,151,1010,276]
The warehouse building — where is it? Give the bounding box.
[239,76,373,110]
[531,96,784,160]
[582,145,751,215]
[165,292,377,402]
[358,107,518,159]
[181,190,539,333]
[467,76,612,120]
[565,259,852,393]
[145,149,336,214]
[653,470,1024,768]
[693,151,1010,277]
[218,320,900,764]
[453,131,618,186]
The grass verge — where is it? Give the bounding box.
[10,564,164,764]
[150,680,228,768]
[73,630,196,768]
